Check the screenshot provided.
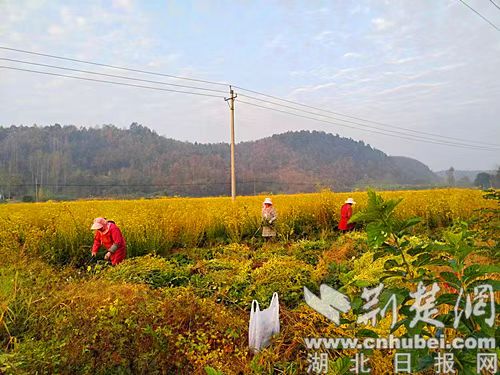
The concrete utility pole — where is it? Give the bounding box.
[225,86,237,201]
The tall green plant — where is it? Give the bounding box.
[350,190,421,278]
[351,191,499,374]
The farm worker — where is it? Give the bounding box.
[90,217,126,265]
[338,198,356,231]
[262,197,277,239]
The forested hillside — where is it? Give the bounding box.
[0,124,439,199]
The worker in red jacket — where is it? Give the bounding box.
[90,217,126,265]
[338,198,356,231]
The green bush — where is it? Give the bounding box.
[290,239,330,266]
[248,256,315,308]
[103,254,191,288]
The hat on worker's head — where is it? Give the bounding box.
[263,197,273,205]
[91,217,107,230]
[345,198,356,205]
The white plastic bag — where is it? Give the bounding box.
[248,292,280,353]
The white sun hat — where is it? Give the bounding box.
[345,198,356,205]
[263,197,273,205]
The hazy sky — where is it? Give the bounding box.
[1,0,499,171]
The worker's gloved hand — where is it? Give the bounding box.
[91,252,96,257]
[104,251,111,260]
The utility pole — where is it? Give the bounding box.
[35,176,38,202]
[225,86,237,201]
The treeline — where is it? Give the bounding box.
[473,170,500,189]
[0,123,440,200]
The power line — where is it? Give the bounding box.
[0,46,229,87]
[237,93,499,149]
[3,45,498,149]
[10,181,322,188]
[13,183,230,187]
[458,0,500,31]
[234,86,500,147]
[3,64,498,151]
[237,99,497,151]
[0,58,228,94]
[491,0,500,11]
[237,98,498,150]
[0,65,226,99]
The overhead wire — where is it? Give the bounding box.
[237,93,499,149]
[0,65,226,99]
[237,99,498,151]
[234,86,500,147]
[3,61,496,150]
[10,181,321,188]
[458,0,500,31]
[2,45,498,150]
[490,0,500,11]
[0,58,228,94]
[0,45,229,86]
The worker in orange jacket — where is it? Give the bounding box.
[338,198,356,231]
[90,217,126,265]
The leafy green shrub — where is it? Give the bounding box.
[252,244,289,262]
[167,252,195,266]
[349,190,499,374]
[248,256,315,307]
[321,261,351,290]
[290,239,330,266]
[103,254,191,288]
[190,257,252,307]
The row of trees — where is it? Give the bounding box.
[473,171,500,188]
[445,167,500,188]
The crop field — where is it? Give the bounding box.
[0,188,498,374]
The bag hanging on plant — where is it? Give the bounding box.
[248,292,280,353]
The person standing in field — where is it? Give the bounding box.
[338,198,356,232]
[90,217,126,265]
[262,197,277,240]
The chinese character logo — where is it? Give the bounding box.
[304,284,351,325]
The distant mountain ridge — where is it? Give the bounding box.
[0,124,439,198]
[387,156,439,184]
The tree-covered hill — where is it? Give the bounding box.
[0,124,439,199]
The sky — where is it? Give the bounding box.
[0,0,499,171]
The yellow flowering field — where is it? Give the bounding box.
[0,188,493,264]
[0,188,497,374]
